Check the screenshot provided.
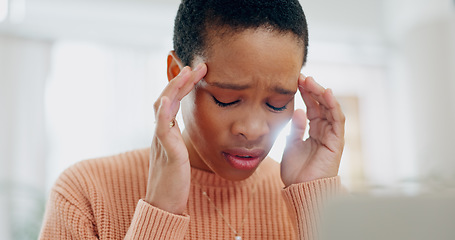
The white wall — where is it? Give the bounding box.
[44,41,169,190]
[0,35,51,240]
[384,0,455,193]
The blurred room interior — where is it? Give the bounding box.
[1,0,454,239]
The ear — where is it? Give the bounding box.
[167,51,184,82]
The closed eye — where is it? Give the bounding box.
[266,103,287,112]
[212,96,240,107]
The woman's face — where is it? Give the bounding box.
[181,28,304,181]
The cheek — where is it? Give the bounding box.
[269,102,295,135]
[189,93,227,137]
[181,90,216,138]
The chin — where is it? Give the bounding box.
[217,169,257,181]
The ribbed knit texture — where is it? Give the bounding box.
[39,148,341,239]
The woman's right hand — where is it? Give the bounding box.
[145,63,207,214]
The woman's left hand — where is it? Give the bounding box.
[281,74,345,187]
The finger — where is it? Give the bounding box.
[287,109,308,143]
[155,96,180,138]
[324,89,344,122]
[154,66,189,113]
[154,96,190,163]
[301,76,329,108]
[299,86,321,121]
[168,63,207,113]
[298,75,325,121]
[299,76,345,139]
[154,63,207,113]
[172,63,207,102]
[324,89,346,137]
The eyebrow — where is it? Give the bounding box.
[273,86,296,95]
[208,81,295,95]
[209,82,251,90]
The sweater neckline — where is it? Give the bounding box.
[190,157,275,188]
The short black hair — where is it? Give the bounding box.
[173,0,309,67]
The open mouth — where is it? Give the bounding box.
[222,149,265,170]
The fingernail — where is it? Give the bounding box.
[179,66,190,76]
[194,63,204,71]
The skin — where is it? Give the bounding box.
[145,28,345,214]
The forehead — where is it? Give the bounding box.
[197,28,304,89]
[203,26,305,61]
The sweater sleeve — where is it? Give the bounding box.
[39,159,191,240]
[124,199,190,239]
[40,188,191,240]
[281,176,342,240]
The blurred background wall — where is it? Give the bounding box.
[0,0,454,239]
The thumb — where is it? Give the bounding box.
[288,109,307,143]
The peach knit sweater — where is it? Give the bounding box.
[39,148,341,239]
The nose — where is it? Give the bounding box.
[231,109,270,141]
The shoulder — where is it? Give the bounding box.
[77,147,149,177]
[52,148,150,199]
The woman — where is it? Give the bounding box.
[40,0,345,239]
